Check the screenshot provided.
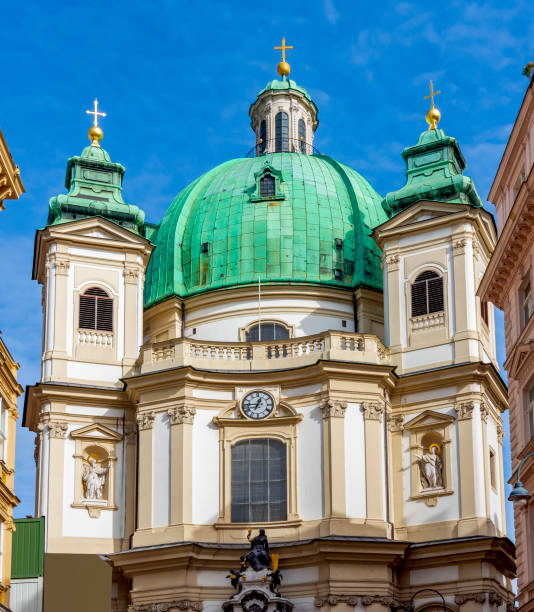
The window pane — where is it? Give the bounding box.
[298,119,306,153]
[245,323,289,342]
[259,120,267,154]
[275,112,289,152]
[260,176,275,198]
[231,439,287,523]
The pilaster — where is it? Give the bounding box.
[136,412,155,529]
[454,401,479,535]
[320,399,347,518]
[360,401,385,525]
[168,405,195,526]
[387,413,404,528]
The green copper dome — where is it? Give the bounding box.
[255,79,315,104]
[144,153,387,306]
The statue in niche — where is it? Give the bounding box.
[244,528,272,571]
[82,456,109,500]
[415,443,443,490]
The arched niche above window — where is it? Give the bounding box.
[250,163,285,202]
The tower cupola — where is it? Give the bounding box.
[249,39,318,156]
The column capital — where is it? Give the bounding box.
[54,256,71,275]
[124,266,140,284]
[48,421,68,439]
[168,405,196,425]
[387,413,404,432]
[455,400,474,420]
[480,401,489,423]
[497,424,505,443]
[360,401,384,422]
[124,426,137,445]
[453,238,468,256]
[136,412,155,430]
[385,253,401,272]
[320,399,347,419]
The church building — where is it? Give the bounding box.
[24,44,515,612]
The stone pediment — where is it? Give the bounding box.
[49,216,149,246]
[404,409,455,431]
[378,201,469,233]
[505,340,534,381]
[70,423,123,441]
[213,399,302,427]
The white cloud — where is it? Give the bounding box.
[324,0,340,24]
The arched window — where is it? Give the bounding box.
[79,287,113,331]
[231,438,287,523]
[259,175,276,198]
[259,120,267,155]
[245,322,290,342]
[275,112,289,152]
[411,270,444,317]
[298,118,306,153]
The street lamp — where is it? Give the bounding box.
[409,588,447,612]
[508,451,534,507]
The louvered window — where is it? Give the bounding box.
[275,112,289,152]
[79,287,113,332]
[259,175,276,198]
[411,271,444,317]
[481,300,489,326]
[231,438,287,523]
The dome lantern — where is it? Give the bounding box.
[249,39,318,156]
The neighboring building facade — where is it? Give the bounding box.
[478,74,534,610]
[24,60,515,611]
[0,128,24,610]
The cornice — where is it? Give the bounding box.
[479,165,534,307]
[0,128,24,208]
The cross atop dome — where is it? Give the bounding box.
[85,98,107,147]
[274,37,293,79]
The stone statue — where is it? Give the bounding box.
[415,445,443,490]
[245,528,272,571]
[82,457,109,500]
[226,568,246,597]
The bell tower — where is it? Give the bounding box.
[249,39,318,155]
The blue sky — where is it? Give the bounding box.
[1,1,532,533]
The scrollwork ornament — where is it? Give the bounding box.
[128,602,203,612]
[360,401,384,422]
[455,592,486,605]
[320,399,347,419]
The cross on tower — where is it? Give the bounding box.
[424,80,441,109]
[86,98,107,127]
[274,37,293,63]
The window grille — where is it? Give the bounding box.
[259,120,267,154]
[79,287,113,332]
[298,118,306,153]
[275,112,289,152]
[231,438,287,523]
[259,175,276,199]
[245,322,289,342]
[411,270,444,317]
[523,281,533,328]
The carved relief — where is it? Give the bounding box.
[315,595,359,608]
[137,412,155,430]
[453,238,468,255]
[320,399,347,419]
[168,405,196,425]
[360,401,384,422]
[48,421,68,439]
[387,413,404,432]
[497,424,505,443]
[480,402,489,423]
[455,401,475,421]
[455,592,486,605]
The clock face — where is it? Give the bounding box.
[241,391,275,420]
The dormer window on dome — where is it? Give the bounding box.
[250,164,284,202]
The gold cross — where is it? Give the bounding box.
[424,80,441,108]
[274,37,293,63]
[85,98,107,127]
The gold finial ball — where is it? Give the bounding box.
[277,61,290,77]
[425,106,441,130]
[88,125,103,146]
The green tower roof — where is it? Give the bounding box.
[144,153,387,306]
[382,128,483,216]
[47,144,145,233]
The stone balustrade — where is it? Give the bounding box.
[77,329,113,348]
[141,331,390,373]
[410,311,445,331]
